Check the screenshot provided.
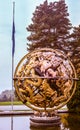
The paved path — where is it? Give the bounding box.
[0,105,68,116]
[0,105,31,111]
[0,105,67,111]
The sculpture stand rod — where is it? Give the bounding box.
[13,76,79,81]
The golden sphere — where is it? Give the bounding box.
[14,48,77,112]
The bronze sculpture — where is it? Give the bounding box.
[14,48,77,127]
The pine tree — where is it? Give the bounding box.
[67,25,80,113]
[26,0,72,52]
[26,0,80,113]
[69,25,80,76]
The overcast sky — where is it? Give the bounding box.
[0,0,80,93]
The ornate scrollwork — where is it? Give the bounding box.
[14,48,77,112]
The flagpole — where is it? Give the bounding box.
[12,1,15,111]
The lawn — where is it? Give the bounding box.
[0,101,23,105]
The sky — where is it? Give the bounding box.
[0,0,80,93]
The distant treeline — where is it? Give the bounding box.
[0,89,19,102]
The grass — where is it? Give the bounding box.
[0,101,23,105]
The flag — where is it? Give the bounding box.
[12,2,15,111]
[12,2,15,56]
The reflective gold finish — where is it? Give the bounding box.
[14,48,77,112]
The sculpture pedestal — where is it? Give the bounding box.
[30,115,61,128]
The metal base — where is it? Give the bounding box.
[30,115,61,128]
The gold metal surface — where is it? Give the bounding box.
[14,48,77,112]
